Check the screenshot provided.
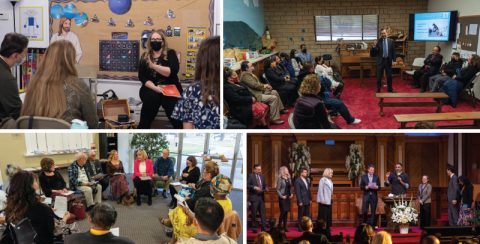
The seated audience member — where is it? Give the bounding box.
[106,150,129,203]
[314,56,344,98]
[353,223,375,244]
[39,157,68,197]
[168,156,201,208]
[297,63,315,84]
[313,219,332,241]
[254,232,274,244]
[153,148,175,199]
[290,49,303,77]
[293,74,337,129]
[268,219,288,244]
[440,54,480,107]
[275,54,299,87]
[0,33,28,125]
[297,44,313,64]
[65,203,134,244]
[413,46,443,92]
[87,150,109,196]
[223,67,255,126]
[172,36,220,129]
[4,171,70,244]
[291,216,327,244]
[429,52,463,92]
[133,149,153,206]
[414,121,437,129]
[372,231,392,244]
[161,161,219,242]
[279,52,296,80]
[264,56,298,107]
[421,235,440,244]
[68,152,102,208]
[240,61,286,125]
[319,73,361,125]
[178,198,236,244]
[21,40,98,128]
[211,174,233,216]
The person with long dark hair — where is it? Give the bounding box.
[172,36,220,129]
[276,166,293,232]
[457,175,474,226]
[4,171,69,244]
[138,30,182,129]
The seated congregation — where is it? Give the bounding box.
[223,43,480,130]
[223,49,361,129]
[0,149,241,244]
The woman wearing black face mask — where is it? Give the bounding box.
[138,30,182,129]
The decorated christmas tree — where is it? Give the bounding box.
[345,144,364,181]
[130,134,169,159]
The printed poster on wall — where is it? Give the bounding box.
[186,27,207,78]
[19,6,44,41]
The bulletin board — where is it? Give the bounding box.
[49,0,214,81]
[457,15,480,53]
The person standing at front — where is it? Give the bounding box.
[317,168,334,229]
[370,28,396,93]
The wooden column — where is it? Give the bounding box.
[270,135,283,187]
[376,135,388,186]
[394,135,406,168]
[438,136,448,187]
[249,135,264,171]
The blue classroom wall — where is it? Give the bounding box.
[223,0,265,49]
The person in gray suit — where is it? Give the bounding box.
[417,175,432,228]
[447,165,459,226]
[317,168,334,229]
[294,168,311,232]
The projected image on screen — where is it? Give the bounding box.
[414,12,451,41]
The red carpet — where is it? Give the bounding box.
[247,226,423,243]
[270,77,479,129]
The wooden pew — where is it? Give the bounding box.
[394,111,480,128]
[376,92,449,116]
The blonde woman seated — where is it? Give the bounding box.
[159,161,219,243]
[21,40,98,128]
[292,74,337,129]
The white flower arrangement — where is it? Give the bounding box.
[345,144,364,180]
[391,196,418,225]
[288,143,311,176]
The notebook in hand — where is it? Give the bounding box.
[159,84,181,97]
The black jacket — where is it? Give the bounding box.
[0,58,22,121]
[137,49,183,94]
[223,82,253,126]
[455,65,479,85]
[370,38,396,65]
[180,166,200,184]
[294,176,311,206]
[293,95,331,129]
[39,171,67,197]
[442,59,464,77]
[385,171,409,195]
[460,184,473,208]
[423,53,444,75]
[359,174,381,196]
[247,173,267,202]
[291,232,326,244]
[265,68,287,91]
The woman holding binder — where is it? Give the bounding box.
[138,29,182,129]
[133,149,153,206]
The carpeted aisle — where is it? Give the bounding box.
[74,180,243,244]
[270,76,479,129]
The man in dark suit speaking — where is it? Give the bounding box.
[360,164,381,227]
[370,28,396,93]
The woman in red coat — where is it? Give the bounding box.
[133,149,153,206]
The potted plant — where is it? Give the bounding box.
[391,196,418,234]
[130,133,169,160]
[345,144,364,186]
[288,143,311,177]
[469,207,480,234]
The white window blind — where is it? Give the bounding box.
[25,133,93,155]
[315,14,378,41]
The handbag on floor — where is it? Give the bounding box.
[0,218,38,244]
[252,102,270,127]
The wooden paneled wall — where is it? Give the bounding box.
[248,187,448,227]
[247,134,451,188]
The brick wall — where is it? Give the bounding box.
[263,0,428,66]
